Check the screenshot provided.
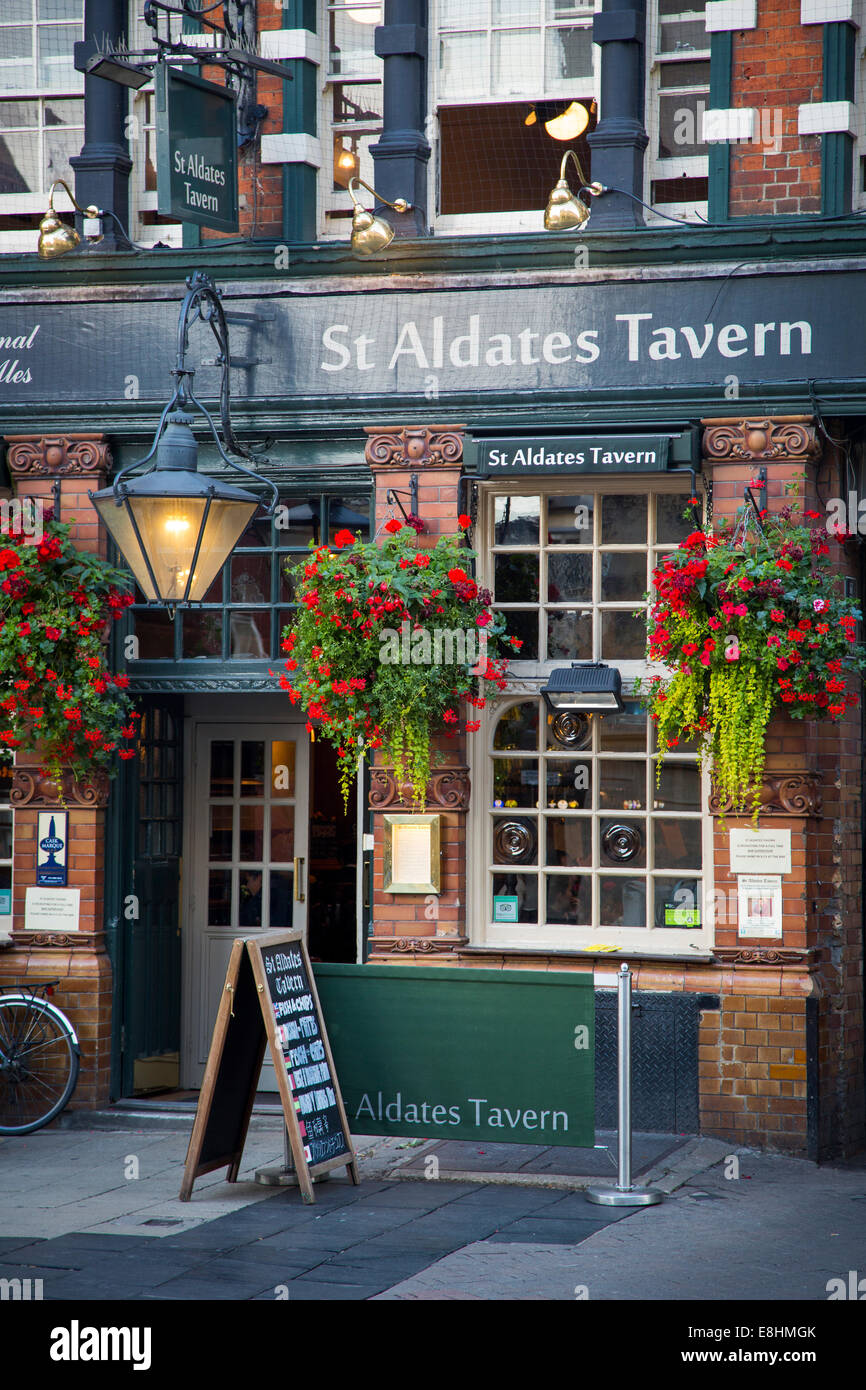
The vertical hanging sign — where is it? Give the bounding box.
[155,63,239,233]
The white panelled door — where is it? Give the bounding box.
[183,722,309,1089]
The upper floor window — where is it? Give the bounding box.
[0,1,83,94]
[323,2,383,237]
[646,0,709,219]
[433,0,596,231]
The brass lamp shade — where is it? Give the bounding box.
[37,180,100,259]
[351,205,397,256]
[90,414,260,605]
[544,178,591,231]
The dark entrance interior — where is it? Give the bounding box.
[307,739,357,964]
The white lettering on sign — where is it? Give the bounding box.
[353,1092,569,1132]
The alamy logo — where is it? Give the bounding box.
[49,1321,152,1371]
[0,1276,43,1300]
[826,1270,866,1300]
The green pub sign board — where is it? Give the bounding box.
[477,435,671,476]
[156,64,238,233]
[313,963,595,1148]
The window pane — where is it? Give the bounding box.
[493,815,538,864]
[548,552,591,602]
[495,553,539,602]
[547,493,594,543]
[0,101,38,127]
[600,876,645,927]
[654,762,701,812]
[329,493,370,540]
[546,817,591,867]
[0,29,34,91]
[659,60,710,89]
[494,495,540,545]
[134,609,174,660]
[546,709,592,751]
[182,610,222,659]
[440,0,487,28]
[493,701,538,751]
[333,81,382,123]
[545,758,591,806]
[329,9,381,77]
[493,758,538,808]
[598,700,645,752]
[4,2,34,22]
[492,871,537,922]
[503,609,539,659]
[601,494,647,543]
[653,818,702,870]
[275,507,316,547]
[494,0,539,23]
[229,610,270,658]
[547,608,592,659]
[43,122,79,189]
[658,20,709,53]
[544,25,592,90]
[600,552,646,602]
[38,25,81,87]
[231,553,271,604]
[654,877,702,928]
[600,819,646,867]
[439,34,487,99]
[599,761,646,811]
[492,29,540,94]
[0,130,38,192]
[39,0,84,17]
[656,494,693,544]
[546,873,591,923]
[659,92,707,159]
[600,609,644,659]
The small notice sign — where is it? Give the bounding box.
[729,828,792,875]
[36,811,68,887]
[24,886,80,932]
[737,875,783,938]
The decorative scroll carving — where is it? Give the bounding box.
[5,434,112,478]
[709,772,822,818]
[11,766,110,808]
[130,677,284,694]
[369,767,470,811]
[364,425,465,469]
[712,946,810,965]
[701,416,820,462]
[372,936,468,955]
[23,933,93,948]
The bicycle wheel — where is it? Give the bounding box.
[0,996,80,1135]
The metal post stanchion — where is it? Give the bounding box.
[586,963,663,1207]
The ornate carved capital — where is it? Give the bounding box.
[364,425,465,469]
[369,766,470,811]
[712,946,810,966]
[709,771,822,818]
[11,766,110,808]
[701,416,820,462]
[5,434,112,479]
[370,936,468,955]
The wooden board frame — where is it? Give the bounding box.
[180,930,359,1203]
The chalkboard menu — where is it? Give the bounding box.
[258,939,351,1168]
[180,931,358,1204]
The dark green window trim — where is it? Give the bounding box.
[707,31,732,225]
[282,0,319,245]
[821,21,856,218]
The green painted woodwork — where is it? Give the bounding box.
[708,32,732,224]
[821,22,856,218]
[313,963,595,1147]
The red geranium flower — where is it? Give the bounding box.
[458,514,472,529]
[384,519,403,534]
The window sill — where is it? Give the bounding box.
[459,944,716,965]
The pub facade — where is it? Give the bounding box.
[0,0,864,1159]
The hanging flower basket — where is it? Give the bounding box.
[641,507,866,820]
[277,520,519,807]
[0,516,138,788]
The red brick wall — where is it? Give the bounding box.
[729,0,823,216]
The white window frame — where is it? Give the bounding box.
[645,0,709,223]
[0,3,84,99]
[430,0,600,235]
[467,474,715,955]
[321,1,383,238]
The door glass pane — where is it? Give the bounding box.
[239,805,264,861]
[208,805,233,861]
[546,873,591,923]
[269,869,295,928]
[209,741,234,797]
[548,552,591,602]
[271,805,295,861]
[238,868,263,926]
[271,741,296,797]
[240,741,265,797]
[208,869,231,925]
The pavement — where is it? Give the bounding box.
[1,1111,865,1305]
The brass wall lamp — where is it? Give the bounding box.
[348,177,411,256]
[37,178,137,259]
[544,150,605,232]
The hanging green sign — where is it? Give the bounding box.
[155,64,238,233]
